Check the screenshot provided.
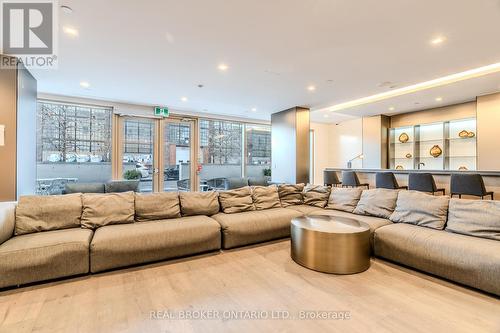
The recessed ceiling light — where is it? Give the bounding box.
[63,26,79,37]
[388,107,395,111]
[60,5,73,14]
[181,97,188,102]
[80,81,90,88]
[307,85,316,92]
[323,114,329,118]
[319,62,500,113]
[435,97,443,102]
[251,108,257,112]
[218,63,229,71]
[430,36,446,45]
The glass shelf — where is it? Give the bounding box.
[446,137,476,141]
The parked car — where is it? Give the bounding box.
[135,163,150,178]
[164,166,179,180]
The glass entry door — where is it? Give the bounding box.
[122,117,157,192]
[162,119,194,192]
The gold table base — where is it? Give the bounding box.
[291,215,371,274]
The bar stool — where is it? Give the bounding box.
[341,171,369,189]
[450,173,494,200]
[408,173,445,195]
[376,172,408,190]
[324,170,342,187]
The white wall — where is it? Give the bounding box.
[311,118,363,184]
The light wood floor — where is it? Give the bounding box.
[0,240,499,333]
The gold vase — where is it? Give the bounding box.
[398,133,409,143]
[458,130,469,138]
[405,153,412,159]
[430,145,442,158]
[395,165,404,170]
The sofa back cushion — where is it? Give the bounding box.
[446,199,500,241]
[326,187,363,212]
[81,192,135,229]
[0,202,16,244]
[219,187,255,214]
[179,191,220,216]
[390,191,449,230]
[15,194,82,235]
[251,185,281,210]
[278,184,305,207]
[135,192,181,222]
[353,189,399,219]
[303,184,331,208]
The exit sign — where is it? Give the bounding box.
[154,106,169,117]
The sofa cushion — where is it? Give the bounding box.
[0,228,93,288]
[278,184,304,207]
[326,187,363,212]
[446,199,500,241]
[302,184,330,208]
[212,208,303,249]
[15,194,82,235]
[285,204,323,215]
[390,191,450,230]
[81,192,135,229]
[90,216,221,272]
[0,202,16,244]
[311,209,392,240]
[218,187,255,214]
[353,189,399,219]
[135,192,181,222]
[251,185,281,210]
[374,223,500,296]
[179,191,220,216]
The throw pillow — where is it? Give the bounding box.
[326,187,363,212]
[218,186,255,214]
[81,192,135,229]
[251,185,281,210]
[353,188,399,219]
[390,191,450,230]
[278,184,305,207]
[303,184,331,208]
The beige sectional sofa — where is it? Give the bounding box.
[0,184,499,297]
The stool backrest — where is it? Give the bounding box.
[323,171,340,186]
[341,171,360,187]
[376,172,399,189]
[450,173,487,196]
[408,173,437,192]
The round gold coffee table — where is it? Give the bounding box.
[291,215,370,274]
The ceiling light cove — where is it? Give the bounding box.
[218,63,229,71]
[80,81,90,88]
[63,26,79,37]
[307,85,316,92]
[322,62,500,113]
[430,36,446,45]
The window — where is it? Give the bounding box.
[245,124,271,178]
[36,101,112,194]
[199,119,243,189]
[122,118,155,192]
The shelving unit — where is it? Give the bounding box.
[389,118,477,171]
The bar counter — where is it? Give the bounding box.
[325,168,500,200]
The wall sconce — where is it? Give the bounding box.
[347,154,364,169]
[0,125,5,146]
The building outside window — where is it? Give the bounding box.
[36,101,113,194]
[245,124,271,178]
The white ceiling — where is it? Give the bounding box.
[31,0,500,122]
